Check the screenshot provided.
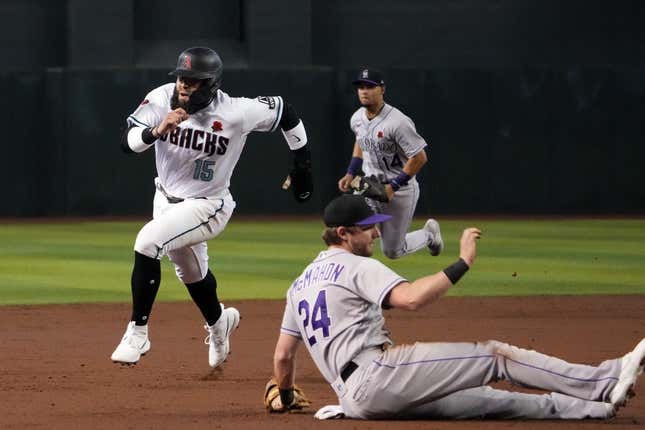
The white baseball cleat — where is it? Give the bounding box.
[424,218,444,256]
[610,338,645,408]
[111,321,151,364]
[204,305,240,368]
[603,402,616,419]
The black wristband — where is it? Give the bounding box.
[279,388,294,406]
[141,127,157,145]
[442,258,469,284]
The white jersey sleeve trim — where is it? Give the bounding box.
[269,96,284,132]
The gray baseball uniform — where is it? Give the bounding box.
[280,248,619,419]
[350,104,430,259]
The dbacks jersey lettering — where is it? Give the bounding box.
[127,83,283,199]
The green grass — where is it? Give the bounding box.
[1,218,644,305]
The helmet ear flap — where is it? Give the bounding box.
[186,77,221,114]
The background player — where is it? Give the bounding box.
[111,47,313,367]
[267,194,645,419]
[338,68,442,259]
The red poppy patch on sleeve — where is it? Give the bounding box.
[377,131,384,138]
[211,121,223,132]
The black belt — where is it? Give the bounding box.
[166,196,184,204]
[166,196,208,204]
[340,361,358,382]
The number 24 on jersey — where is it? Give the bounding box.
[298,290,331,346]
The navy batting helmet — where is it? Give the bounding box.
[169,47,223,112]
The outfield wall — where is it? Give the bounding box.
[1,67,643,216]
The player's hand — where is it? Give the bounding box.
[157,108,189,135]
[459,227,482,267]
[338,174,354,192]
[384,184,395,201]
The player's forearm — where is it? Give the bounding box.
[274,354,296,389]
[389,150,427,193]
[273,333,301,389]
[403,149,427,176]
[345,143,363,178]
[352,142,363,159]
[388,273,454,311]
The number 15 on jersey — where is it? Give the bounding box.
[298,290,331,346]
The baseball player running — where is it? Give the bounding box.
[111,47,313,367]
[266,194,645,419]
[338,68,442,259]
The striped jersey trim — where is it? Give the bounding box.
[269,96,284,132]
[128,115,150,128]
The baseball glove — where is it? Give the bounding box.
[350,175,389,202]
[264,378,311,413]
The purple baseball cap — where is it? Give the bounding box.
[352,68,385,86]
[323,195,392,227]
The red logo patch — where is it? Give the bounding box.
[377,131,384,138]
[184,55,192,69]
[140,99,149,105]
[211,121,223,132]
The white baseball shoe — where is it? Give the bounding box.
[424,218,444,256]
[204,305,240,368]
[610,338,645,408]
[111,321,151,364]
[604,402,616,419]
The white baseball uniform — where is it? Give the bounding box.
[350,104,430,259]
[127,84,283,283]
[280,248,619,419]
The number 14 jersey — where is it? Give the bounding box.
[280,248,406,384]
[350,103,427,183]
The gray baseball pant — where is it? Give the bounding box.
[367,180,428,259]
[338,340,619,419]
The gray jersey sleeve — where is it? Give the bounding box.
[354,258,407,307]
[280,300,302,339]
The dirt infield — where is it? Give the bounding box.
[1,296,644,430]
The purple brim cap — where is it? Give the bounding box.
[356,213,392,225]
[352,78,382,86]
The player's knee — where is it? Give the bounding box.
[174,265,206,284]
[481,339,510,355]
[134,229,162,259]
[382,248,404,259]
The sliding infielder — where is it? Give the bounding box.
[268,194,645,419]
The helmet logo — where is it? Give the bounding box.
[362,69,369,78]
[184,55,192,69]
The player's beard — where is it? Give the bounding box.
[350,241,373,257]
[171,88,191,111]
